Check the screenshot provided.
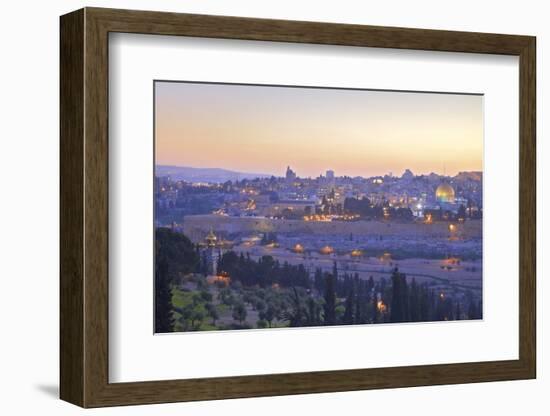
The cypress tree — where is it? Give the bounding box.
[372,292,380,324]
[314,267,324,294]
[390,268,406,323]
[343,284,355,325]
[402,274,410,322]
[468,299,480,320]
[419,284,431,321]
[323,273,337,325]
[410,278,420,322]
[155,259,173,333]
[155,228,199,333]
[332,261,341,296]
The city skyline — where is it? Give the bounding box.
[155,163,478,181]
[155,81,483,178]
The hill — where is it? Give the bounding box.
[155,165,271,183]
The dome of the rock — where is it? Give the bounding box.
[435,182,455,203]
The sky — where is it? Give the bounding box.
[155,81,483,178]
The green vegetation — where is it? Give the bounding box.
[155,228,198,333]
[155,228,481,333]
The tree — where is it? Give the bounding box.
[175,305,192,331]
[372,292,380,323]
[305,296,322,326]
[285,287,306,327]
[419,284,432,321]
[200,290,213,302]
[206,302,219,325]
[200,252,209,275]
[342,284,355,325]
[468,299,481,320]
[190,303,206,329]
[260,301,277,327]
[354,275,366,324]
[155,260,173,333]
[455,301,462,321]
[323,273,337,325]
[155,228,198,333]
[314,267,324,294]
[175,300,206,331]
[217,251,240,278]
[218,251,312,289]
[409,278,421,322]
[232,302,247,325]
[390,268,407,323]
[194,244,202,273]
[218,287,234,306]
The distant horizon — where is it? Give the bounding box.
[155,81,483,177]
[155,163,481,180]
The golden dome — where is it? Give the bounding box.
[293,243,304,253]
[435,182,455,203]
[319,245,334,255]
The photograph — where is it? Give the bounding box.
[153,81,484,333]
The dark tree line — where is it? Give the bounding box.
[217,252,310,289]
[218,253,482,326]
[155,228,198,332]
[155,229,482,332]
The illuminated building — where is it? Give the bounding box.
[435,182,456,204]
[205,228,217,247]
[203,229,221,275]
[261,200,315,217]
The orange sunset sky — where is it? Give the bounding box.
[155,81,483,178]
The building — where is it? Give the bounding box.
[435,182,456,204]
[401,169,414,181]
[285,166,297,182]
[326,170,335,180]
[259,199,316,217]
[203,229,221,275]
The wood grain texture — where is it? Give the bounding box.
[518,38,536,376]
[59,7,537,408]
[59,8,84,407]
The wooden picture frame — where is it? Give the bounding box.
[60,7,536,408]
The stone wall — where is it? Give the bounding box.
[182,214,482,242]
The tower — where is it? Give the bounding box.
[203,229,219,275]
[285,166,297,182]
